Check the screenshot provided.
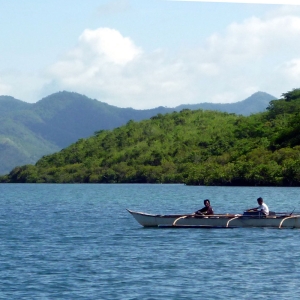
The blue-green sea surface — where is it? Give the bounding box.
[0,184,300,299]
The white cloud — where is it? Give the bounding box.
[55,27,141,69]
[2,2,300,108]
[78,28,141,65]
[0,71,47,101]
[278,59,300,80]
[47,28,142,91]
[0,79,11,96]
[47,27,142,94]
[47,47,190,108]
[41,8,300,109]
[204,15,300,62]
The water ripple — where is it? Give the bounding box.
[0,184,300,299]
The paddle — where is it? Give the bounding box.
[290,208,295,216]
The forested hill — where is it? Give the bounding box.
[18,91,277,147]
[0,90,275,175]
[2,88,300,186]
[0,96,30,116]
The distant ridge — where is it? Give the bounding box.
[0,90,276,174]
[0,95,31,117]
[175,92,276,116]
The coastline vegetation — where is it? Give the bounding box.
[1,88,300,186]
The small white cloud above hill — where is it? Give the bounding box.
[0,79,11,95]
[279,59,300,80]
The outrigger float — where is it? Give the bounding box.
[127,209,300,229]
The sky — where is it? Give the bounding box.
[1,0,300,109]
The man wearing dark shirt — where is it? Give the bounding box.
[195,199,214,215]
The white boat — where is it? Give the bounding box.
[127,209,300,229]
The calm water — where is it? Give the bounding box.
[0,184,300,299]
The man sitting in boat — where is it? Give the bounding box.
[247,197,269,216]
[194,199,214,215]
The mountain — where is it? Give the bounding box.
[0,90,276,175]
[0,96,30,117]
[175,92,275,115]
[1,88,300,186]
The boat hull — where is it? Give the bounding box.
[127,209,300,229]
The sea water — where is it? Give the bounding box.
[0,184,300,299]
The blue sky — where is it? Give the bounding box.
[1,0,300,109]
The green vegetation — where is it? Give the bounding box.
[0,91,275,175]
[1,88,300,186]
